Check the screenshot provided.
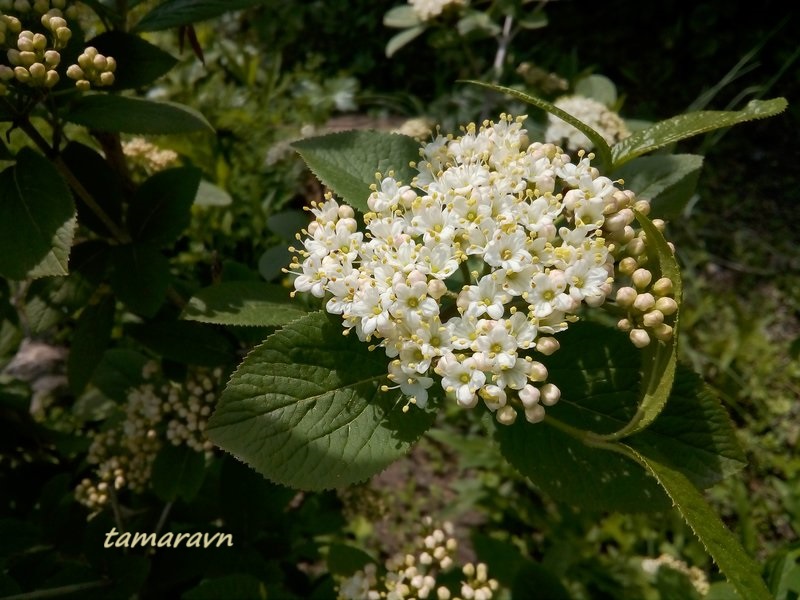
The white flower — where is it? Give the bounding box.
[544,95,630,151]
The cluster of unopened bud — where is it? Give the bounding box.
[337,518,501,600]
[0,0,66,13]
[122,137,180,176]
[75,365,221,513]
[66,45,115,90]
[2,28,59,87]
[611,216,678,348]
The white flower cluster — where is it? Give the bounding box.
[0,1,115,95]
[641,553,709,596]
[291,114,671,425]
[122,137,179,177]
[75,366,221,512]
[545,95,630,152]
[337,518,500,600]
[408,0,465,22]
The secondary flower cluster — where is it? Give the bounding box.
[408,0,465,22]
[0,0,115,95]
[337,518,500,600]
[75,365,220,512]
[545,95,630,152]
[290,114,673,425]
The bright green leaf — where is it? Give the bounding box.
[128,167,202,245]
[462,80,613,170]
[151,443,206,502]
[194,180,232,207]
[383,4,421,28]
[110,243,170,317]
[182,281,306,327]
[126,320,235,366]
[611,97,788,168]
[207,311,436,491]
[0,149,76,280]
[386,26,426,58]
[292,131,420,213]
[87,31,178,89]
[611,154,704,219]
[65,95,214,135]
[67,294,115,395]
[134,0,266,31]
[574,74,617,107]
[625,446,772,600]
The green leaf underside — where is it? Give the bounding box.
[600,212,682,440]
[182,281,306,327]
[495,322,742,511]
[0,149,76,280]
[65,95,214,135]
[612,154,704,219]
[134,0,266,32]
[67,294,115,395]
[207,311,436,490]
[386,26,426,57]
[611,97,787,168]
[461,81,613,170]
[292,131,420,213]
[129,167,202,245]
[625,446,772,600]
[87,31,178,89]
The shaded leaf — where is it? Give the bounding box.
[182,281,306,327]
[126,320,235,366]
[88,31,178,89]
[110,243,170,317]
[383,5,421,28]
[0,149,76,280]
[292,131,420,212]
[194,180,232,207]
[574,74,617,107]
[92,348,150,402]
[386,26,426,58]
[257,246,292,282]
[612,154,704,219]
[134,0,266,32]
[67,294,115,395]
[327,544,376,577]
[128,167,202,245]
[65,95,214,135]
[611,97,788,168]
[266,210,308,240]
[207,311,436,490]
[183,574,266,600]
[151,443,206,502]
[61,141,124,238]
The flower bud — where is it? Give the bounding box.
[427,279,447,300]
[629,328,650,348]
[626,237,646,256]
[44,49,59,67]
[75,79,90,91]
[633,292,655,312]
[634,199,651,215]
[92,53,107,70]
[55,25,70,43]
[524,404,546,424]
[106,56,117,72]
[618,256,637,276]
[642,309,664,328]
[540,383,561,406]
[495,405,517,425]
[66,63,83,80]
[7,49,21,66]
[615,286,637,308]
[617,318,633,332]
[519,384,540,409]
[652,218,665,231]
[32,32,46,50]
[653,323,673,341]
[28,61,45,81]
[655,296,678,316]
[632,268,652,289]
[652,277,673,296]
[18,50,36,67]
[44,69,58,87]
[527,361,547,382]
[0,65,13,80]
[535,336,559,356]
[13,65,29,82]
[99,71,115,86]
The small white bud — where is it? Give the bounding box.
[66,63,83,80]
[633,292,655,312]
[44,49,59,67]
[615,286,637,308]
[99,71,115,86]
[655,296,678,316]
[653,323,674,341]
[618,256,637,276]
[634,199,651,215]
[632,268,652,289]
[535,336,560,356]
[524,404,546,423]
[495,405,517,425]
[627,237,646,256]
[629,328,651,348]
[540,383,560,406]
[652,277,673,296]
[528,361,548,382]
[617,318,633,332]
[519,384,540,408]
[642,309,664,328]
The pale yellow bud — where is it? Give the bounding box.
[92,53,107,70]
[75,78,90,91]
[652,277,673,296]
[13,65,29,82]
[44,69,58,86]
[18,50,36,67]
[540,383,561,406]
[633,292,655,312]
[32,32,47,50]
[632,268,652,289]
[44,49,59,67]
[629,328,651,348]
[615,286,637,308]
[617,318,633,332]
[524,404,545,424]
[642,309,664,328]
[655,296,678,316]
[535,336,560,356]
[99,71,114,86]
[7,48,21,66]
[106,56,117,72]
[634,199,650,215]
[28,61,45,82]
[66,63,83,80]
[0,65,14,80]
[618,256,637,275]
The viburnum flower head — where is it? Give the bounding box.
[290,114,669,425]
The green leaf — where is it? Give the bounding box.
[110,243,170,317]
[194,180,232,207]
[257,245,292,282]
[126,320,235,366]
[517,12,548,30]
[128,167,202,245]
[87,31,178,89]
[386,26,426,58]
[461,81,613,170]
[207,311,436,490]
[457,11,502,37]
[292,131,420,212]
[0,138,12,160]
[574,74,617,107]
[611,154,704,219]
[610,97,788,168]
[67,294,115,395]
[134,0,266,31]
[266,210,308,241]
[61,142,124,238]
[624,446,772,600]
[182,282,306,327]
[65,95,214,135]
[151,443,206,502]
[92,349,150,402]
[0,149,76,280]
[183,574,266,600]
[383,4,421,28]
[596,212,682,441]
[327,544,376,577]
[765,543,800,600]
